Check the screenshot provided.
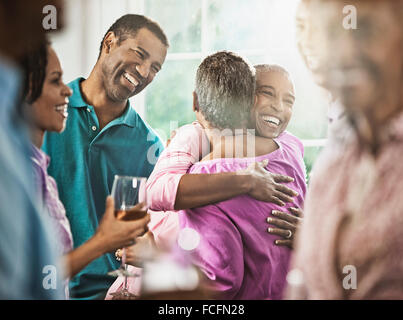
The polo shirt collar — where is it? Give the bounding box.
[68,77,138,128]
[68,77,87,108]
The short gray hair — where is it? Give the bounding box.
[254,64,290,78]
[254,64,294,89]
[195,51,256,130]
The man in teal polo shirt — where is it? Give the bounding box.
[42,14,168,299]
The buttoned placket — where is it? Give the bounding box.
[86,104,135,152]
[85,106,99,138]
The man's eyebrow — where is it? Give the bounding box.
[137,46,150,58]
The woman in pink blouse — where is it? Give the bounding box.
[22,39,150,298]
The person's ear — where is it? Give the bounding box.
[193,91,200,112]
[102,31,117,55]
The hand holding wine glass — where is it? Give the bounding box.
[108,175,149,299]
[115,231,157,268]
[95,197,150,252]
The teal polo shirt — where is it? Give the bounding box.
[42,78,164,300]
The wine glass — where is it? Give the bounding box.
[108,175,147,299]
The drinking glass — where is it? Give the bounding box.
[108,175,147,299]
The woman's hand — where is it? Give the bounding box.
[243,160,299,206]
[94,196,150,254]
[267,207,303,249]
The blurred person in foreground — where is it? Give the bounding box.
[21,38,151,299]
[296,0,352,145]
[287,0,403,299]
[0,0,65,299]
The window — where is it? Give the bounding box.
[52,0,329,178]
[144,0,329,178]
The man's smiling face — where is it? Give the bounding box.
[101,27,167,102]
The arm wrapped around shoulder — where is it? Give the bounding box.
[146,122,209,211]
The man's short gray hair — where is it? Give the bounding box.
[195,51,256,130]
